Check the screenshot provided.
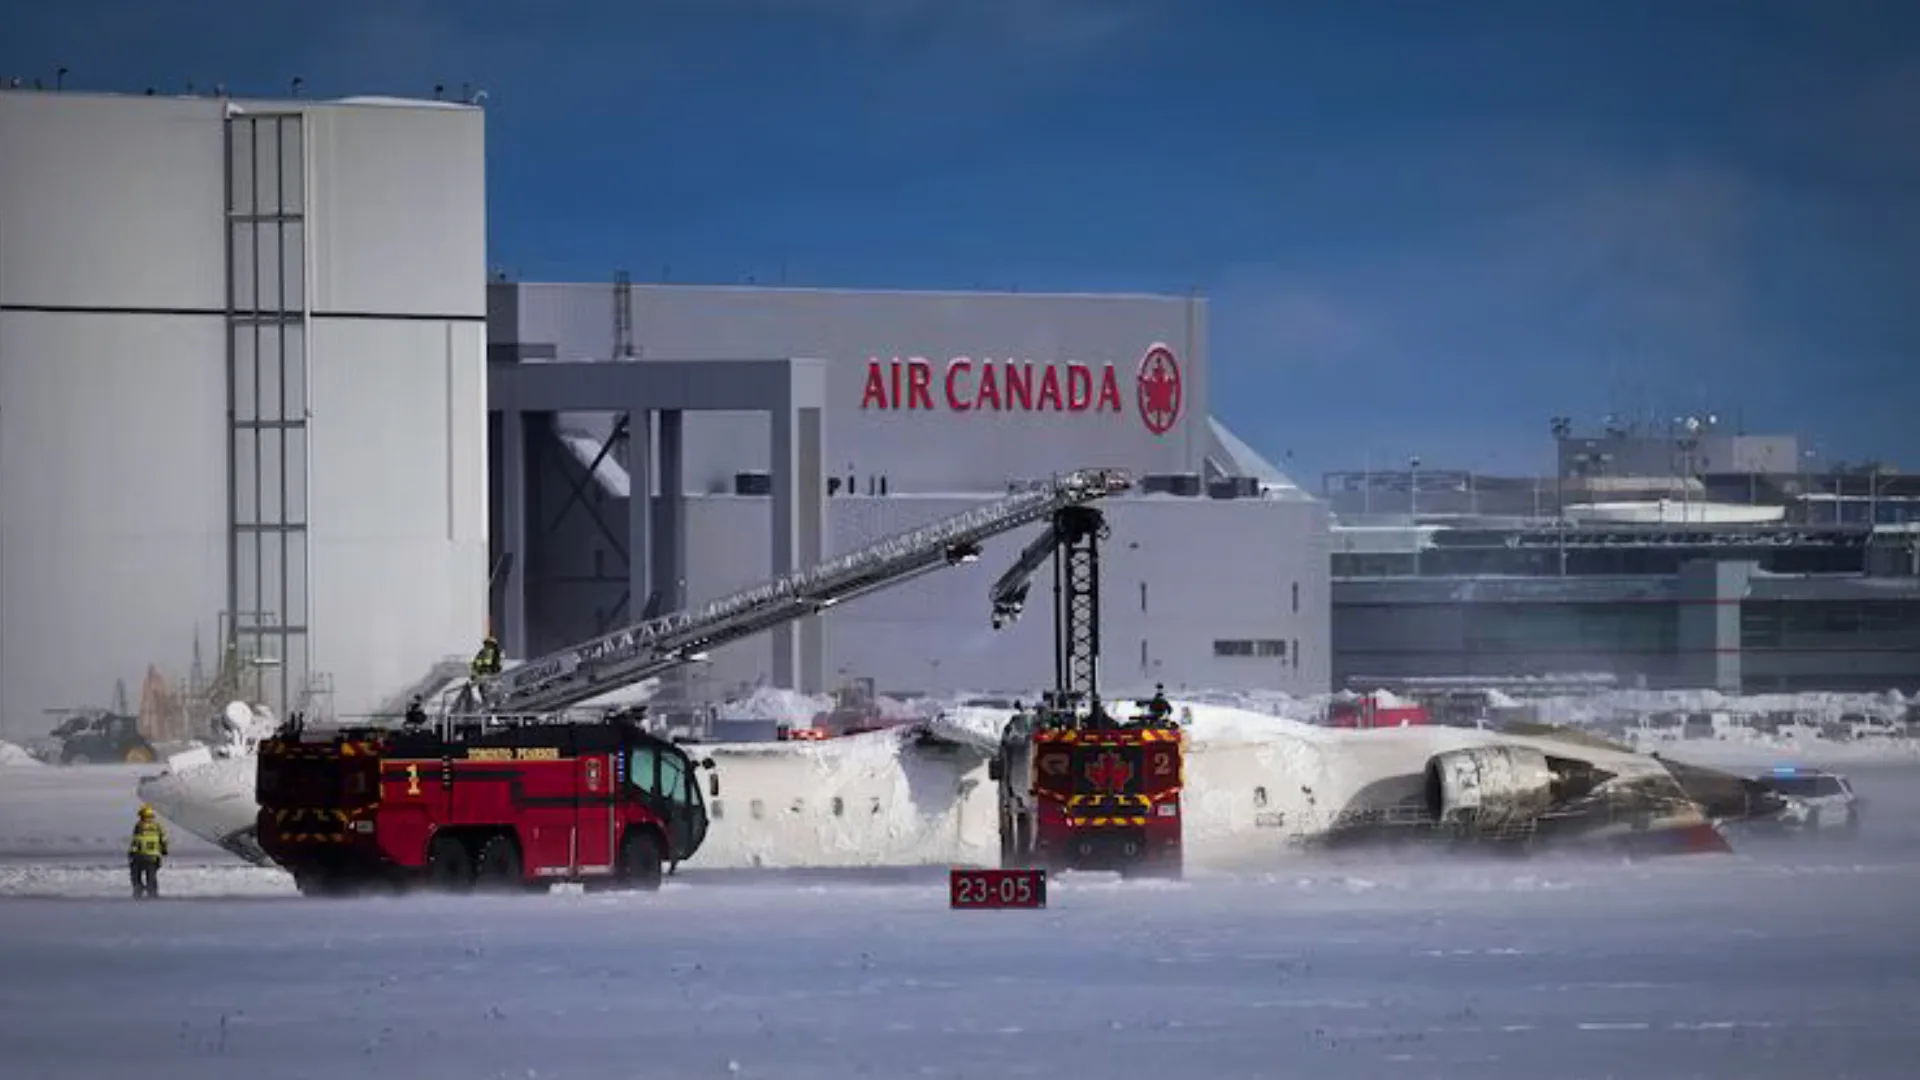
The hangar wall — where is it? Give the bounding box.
[675,493,1332,700]
[0,90,487,737]
[495,283,1209,494]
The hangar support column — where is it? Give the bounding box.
[770,399,826,693]
[1677,559,1755,693]
[491,405,533,662]
[652,409,686,616]
[626,408,653,623]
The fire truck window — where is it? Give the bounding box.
[658,753,688,806]
[629,747,660,795]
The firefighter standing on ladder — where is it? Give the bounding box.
[471,634,503,680]
[128,805,168,900]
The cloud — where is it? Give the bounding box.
[1211,150,1774,472]
[1211,273,1387,371]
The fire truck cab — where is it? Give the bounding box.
[256,712,714,896]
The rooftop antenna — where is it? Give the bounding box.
[460,82,471,101]
[215,83,227,97]
[55,66,67,91]
[468,87,488,105]
[290,75,304,98]
[433,83,444,100]
[185,80,196,95]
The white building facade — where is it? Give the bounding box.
[0,90,489,737]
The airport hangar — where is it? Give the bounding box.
[0,86,1328,739]
[0,88,495,739]
[488,282,1333,702]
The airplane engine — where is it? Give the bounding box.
[1424,745,1555,833]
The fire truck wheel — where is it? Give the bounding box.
[616,829,665,892]
[427,834,474,892]
[474,835,524,891]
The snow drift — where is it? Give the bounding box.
[0,740,43,767]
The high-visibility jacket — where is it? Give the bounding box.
[128,821,168,860]
[471,641,502,678]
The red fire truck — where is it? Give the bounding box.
[992,700,1185,878]
[255,712,715,896]
[984,503,1186,879]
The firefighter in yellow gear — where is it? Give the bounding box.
[470,634,503,680]
[128,805,169,900]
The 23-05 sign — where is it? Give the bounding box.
[949,868,1047,909]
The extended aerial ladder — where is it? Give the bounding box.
[470,468,1134,717]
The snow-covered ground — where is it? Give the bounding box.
[7,722,1920,1076]
[5,795,1920,1078]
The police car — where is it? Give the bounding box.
[1752,767,1861,838]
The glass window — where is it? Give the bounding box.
[1770,775,1845,798]
[658,752,688,806]
[629,746,659,795]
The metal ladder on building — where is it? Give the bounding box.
[474,468,1134,716]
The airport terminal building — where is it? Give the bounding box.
[488,282,1331,701]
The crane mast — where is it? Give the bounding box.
[472,468,1133,717]
[989,505,1108,714]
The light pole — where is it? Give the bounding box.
[1549,416,1572,522]
[1408,454,1421,577]
[1549,416,1572,576]
[1675,414,1703,523]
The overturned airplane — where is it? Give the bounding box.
[139,699,1788,874]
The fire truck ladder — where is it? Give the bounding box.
[987,503,1108,710]
[475,468,1134,715]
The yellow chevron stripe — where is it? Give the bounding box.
[1067,794,1152,807]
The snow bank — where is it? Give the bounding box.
[0,741,43,767]
[1661,734,1920,771]
[721,687,831,723]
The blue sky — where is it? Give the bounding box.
[8,0,1918,482]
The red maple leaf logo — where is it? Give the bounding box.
[1085,750,1134,793]
[1136,344,1183,436]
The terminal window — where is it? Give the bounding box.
[1214,639,1287,658]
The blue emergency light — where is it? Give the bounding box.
[1771,766,1799,777]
